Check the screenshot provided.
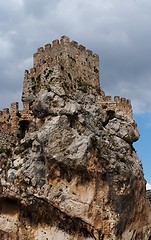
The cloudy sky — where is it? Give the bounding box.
[0,0,151,185]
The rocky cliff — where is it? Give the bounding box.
[0,36,151,240]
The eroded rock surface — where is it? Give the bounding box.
[0,84,151,240]
[0,36,151,239]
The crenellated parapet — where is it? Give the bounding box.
[0,102,32,134]
[97,94,132,116]
[22,36,100,103]
[32,36,99,78]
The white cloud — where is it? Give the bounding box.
[146,183,151,190]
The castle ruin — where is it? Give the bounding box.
[0,36,132,146]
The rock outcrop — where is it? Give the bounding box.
[0,36,151,240]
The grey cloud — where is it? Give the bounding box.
[23,0,60,18]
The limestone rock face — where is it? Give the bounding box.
[0,81,151,240]
[0,36,151,239]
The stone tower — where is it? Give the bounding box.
[22,36,100,104]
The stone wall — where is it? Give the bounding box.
[22,36,100,102]
[98,94,132,116]
[0,132,13,149]
[0,108,10,132]
[0,102,32,147]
